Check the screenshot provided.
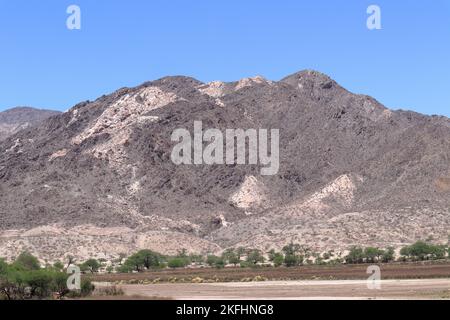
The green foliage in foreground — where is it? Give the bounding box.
[0,253,94,300]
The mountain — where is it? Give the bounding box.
[0,70,449,262]
[0,107,61,141]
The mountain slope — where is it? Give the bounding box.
[0,107,61,141]
[0,71,449,261]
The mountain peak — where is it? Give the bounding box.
[0,107,61,141]
[280,69,339,90]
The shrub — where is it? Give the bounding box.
[167,258,188,269]
[284,254,300,267]
[272,253,284,267]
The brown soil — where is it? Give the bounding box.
[89,261,450,283]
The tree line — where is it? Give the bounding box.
[0,252,94,300]
[73,240,450,274]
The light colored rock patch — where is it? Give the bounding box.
[381,109,393,119]
[73,87,178,145]
[198,81,228,98]
[71,87,179,167]
[235,76,271,90]
[301,174,363,210]
[215,98,225,107]
[198,76,271,100]
[49,149,68,161]
[127,181,141,194]
[136,115,160,124]
[5,139,23,153]
[67,109,79,126]
[229,175,269,210]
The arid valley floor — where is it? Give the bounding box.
[89,262,450,300]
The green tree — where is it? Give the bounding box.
[188,254,205,264]
[282,243,303,267]
[137,250,163,269]
[345,247,364,264]
[206,255,220,267]
[400,241,445,261]
[382,247,395,263]
[246,250,265,266]
[81,259,101,274]
[123,250,163,272]
[26,270,53,298]
[13,252,41,271]
[364,247,384,263]
[222,249,240,266]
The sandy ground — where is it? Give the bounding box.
[103,279,450,300]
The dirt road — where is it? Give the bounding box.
[109,278,450,300]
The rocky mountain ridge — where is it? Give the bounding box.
[0,70,449,262]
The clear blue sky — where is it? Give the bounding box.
[0,0,449,116]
